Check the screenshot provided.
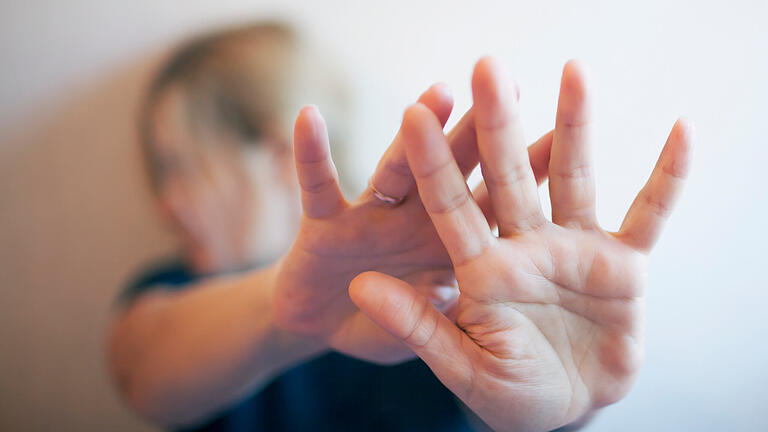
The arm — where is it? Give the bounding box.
[106,84,461,427]
[109,83,553,428]
[107,85,464,427]
[107,263,325,427]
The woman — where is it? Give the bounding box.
[111,22,500,431]
[108,21,692,432]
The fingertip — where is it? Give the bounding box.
[422,82,453,106]
[675,117,695,145]
[295,105,313,131]
[563,58,587,70]
[429,82,452,98]
[402,102,440,135]
[294,104,329,163]
[296,104,322,128]
[474,55,500,79]
[473,57,518,93]
[349,272,410,320]
[663,117,694,178]
[667,117,694,153]
[418,83,454,126]
[403,101,431,119]
[472,56,504,96]
[300,103,319,115]
[471,56,519,127]
[563,59,589,79]
[556,60,591,124]
[560,60,590,98]
[348,271,377,304]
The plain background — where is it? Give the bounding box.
[1,1,766,430]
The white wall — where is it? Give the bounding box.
[1,1,766,430]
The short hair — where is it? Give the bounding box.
[139,22,301,193]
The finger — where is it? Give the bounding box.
[448,109,553,183]
[369,83,454,201]
[423,117,552,233]
[446,108,481,178]
[370,99,552,209]
[471,128,554,228]
[472,57,545,236]
[549,60,597,229]
[618,118,694,253]
[293,105,346,219]
[403,103,495,266]
[419,82,454,127]
[529,129,554,185]
[472,181,495,228]
[349,271,476,397]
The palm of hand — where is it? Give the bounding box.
[454,226,646,426]
[275,196,453,360]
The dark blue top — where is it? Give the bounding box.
[119,259,477,432]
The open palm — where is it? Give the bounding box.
[351,58,692,431]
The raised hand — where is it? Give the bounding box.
[271,84,554,363]
[349,58,692,430]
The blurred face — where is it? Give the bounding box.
[149,85,300,273]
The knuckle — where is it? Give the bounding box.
[643,194,672,218]
[414,156,453,181]
[428,189,470,215]
[300,175,337,194]
[551,163,592,181]
[403,297,438,347]
[382,157,412,178]
[661,161,687,180]
[560,116,590,129]
[483,163,530,188]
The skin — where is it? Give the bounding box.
[150,85,268,273]
[273,89,554,363]
[349,58,693,431]
[109,80,553,425]
[110,55,689,430]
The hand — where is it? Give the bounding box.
[272,84,555,364]
[350,58,693,430]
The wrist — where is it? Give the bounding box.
[252,262,329,371]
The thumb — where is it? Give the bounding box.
[349,271,476,396]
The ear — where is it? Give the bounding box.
[155,178,205,244]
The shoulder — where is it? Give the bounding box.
[115,257,196,307]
